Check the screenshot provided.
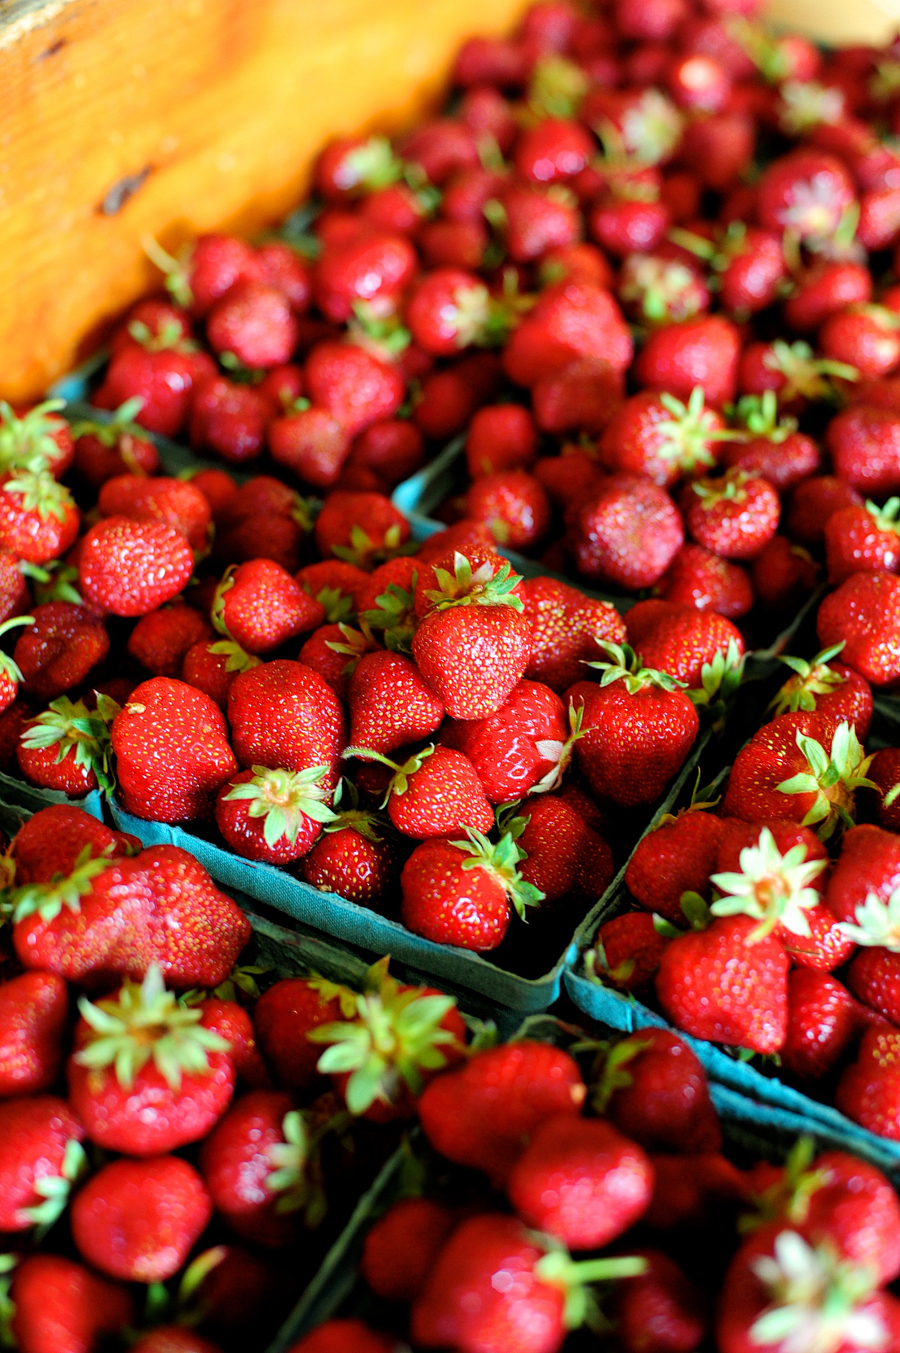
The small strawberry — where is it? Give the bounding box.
[19,693,119,796]
[269,403,351,489]
[95,328,216,438]
[781,969,866,1081]
[0,471,79,565]
[588,911,667,993]
[720,393,820,491]
[252,973,356,1094]
[9,1254,131,1353]
[567,474,684,590]
[819,304,900,380]
[625,598,745,690]
[522,575,626,692]
[98,474,211,552]
[625,805,724,924]
[71,1154,212,1282]
[286,1321,400,1353]
[11,802,136,883]
[756,147,856,243]
[825,497,900,583]
[189,377,271,465]
[144,232,263,316]
[439,678,575,802]
[181,637,260,709]
[0,398,74,478]
[348,743,493,839]
[836,1026,900,1140]
[206,281,299,368]
[0,970,67,1096]
[127,604,212,678]
[301,780,395,905]
[514,793,614,908]
[465,403,537,477]
[13,602,109,700]
[825,403,900,496]
[213,560,324,656]
[465,470,552,552]
[786,475,864,547]
[215,765,337,864]
[0,1094,85,1231]
[71,399,160,486]
[502,281,633,387]
[611,1249,708,1353]
[599,386,728,487]
[769,645,873,739]
[361,1197,456,1303]
[314,490,411,568]
[298,622,375,701]
[296,558,368,621]
[313,232,416,324]
[658,542,754,618]
[682,467,780,560]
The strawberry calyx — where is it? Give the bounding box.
[730,390,799,445]
[211,567,236,637]
[324,622,376,673]
[589,1035,655,1114]
[19,693,121,794]
[863,496,900,534]
[762,339,859,401]
[741,1136,829,1234]
[332,522,416,570]
[770,643,849,718]
[870,58,900,103]
[308,957,463,1115]
[74,963,231,1091]
[528,54,590,120]
[730,18,800,85]
[689,638,746,710]
[689,466,756,510]
[776,721,876,840]
[343,743,436,804]
[709,826,827,941]
[323,778,388,843]
[20,1136,88,1234]
[0,399,68,475]
[585,642,686,696]
[618,255,705,325]
[1,469,74,524]
[424,551,524,612]
[603,88,683,167]
[265,1108,331,1225]
[656,771,722,827]
[361,576,417,653]
[223,765,337,848]
[531,703,586,795]
[778,80,845,135]
[19,559,83,606]
[340,136,406,193]
[533,1244,648,1331]
[749,1231,884,1353]
[207,638,262,674]
[452,826,545,920]
[10,844,113,924]
[348,302,412,359]
[68,397,147,448]
[206,963,272,1003]
[655,387,732,474]
[0,614,34,689]
[310,582,356,624]
[127,316,198,355]
[836,884,900,951]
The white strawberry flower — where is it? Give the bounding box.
[837,887,900,951]
[750,1231,885,1353]
[710,827,826,939]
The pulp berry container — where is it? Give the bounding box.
[262,1013,900,1353]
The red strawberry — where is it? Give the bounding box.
[189,377,271,464]
[633,315,741,407]
[656,914,790,1053]
[313,232,416,323]
[181,637,260,709]
[206,281,299,368]
[522,575,626,691]
[781,969,866,1081]
[296,559,368,621]
[227,659,345,788]
[574,644,699,806]
[11,802,136,883]
[611,1249,708,1353]
[253,974,357,1096]
[618,250,710,328]
[465,470,552,552]
[0,398,74,478]
[600,387,727,487]
[98,474,211,552]
[594,1028,722,1154]
[128,603,212,678]
[658,543,754,618]
[769,646,873,739]
[71,400,160,486]
[18,693,119,797]
[112,677,237,821]
[502,281,633,387]
[79,516,194,617]
[860,746,900,832]
[625,598,744,689]
[216,763,337,864]
[507,1114,654,1249]
[361,1197,456,1302]
[786,475,864,547]
[757,147,856,242]
[305,340,405,437]
[0,470,79,564]
[0,1094,85,1231]
[346,418,425,489]
[344,649,442,755]
[589,911,668,993]
[816,571,900,684]
[350,743,493,840]
[0,970,68,1095]
[820,303,900,380]
[465,404,537,477]
[625,806,724,924]
[568,474,684,590]
[298,623,375,701]
[682,468,780,560]
[826,497,900,584]
[9,1254,132,1353]
[131,1328,222,1353]
[214,560,324,655]
[406,267,503,355]
[313,490,410,568]
[286,1320,400,1353]
[71,1154,212,1281]
[514,793,613,907]
[826,403,900,495]
[95,337,216,438]
[439,678,573,802]
[145,232,263,316]
[837,1025,900,1141]
[12,602,107,700]
[68,964,234,1154]
[720,395,820,491]
[269,403,351,489]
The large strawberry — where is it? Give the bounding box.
[816,570,900,685]
[346,649,444,754]
[521,575,627,691]
[347,743,493,839]
[227,659,345,788]
[439,679,575,802]
[212,560,325,655]
[79,516,194,617]
[9,1255,132,1353]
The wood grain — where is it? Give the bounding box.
[0,0,530,400]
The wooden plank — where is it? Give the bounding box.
[0,0,530,400]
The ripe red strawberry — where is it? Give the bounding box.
[820,303,900,380]
[145,232,263,316]
[502,281,633,387]
[625,598,744,689]
[112,677,237,821]
[513,793,613,907]
[401,828,542,950]
[826,403,900,495]
[9,1254,132,1353]
[214,559,324,655]
[751,535,819,618]
[574,644,699,806]
[79,516,194,617]
[769,646,873,739]
[253,974,356,1094]
[98,474,211,552]
[68,964,234,1154]
[682,468,780,560]
[205,281,299,368]
[298,622,374,701]
[600,387,727,487]
[71,1154,212,1281]
[860,746,900,832]
[837,1025,900,1140]
[18,693,119,796]
[0,1094,85,1231]
[611,1249,708,1353]
[313,232,416,323]
[411,553,531,720]
[131,1328,223,1353]
[305,340,405,443]
[845,945,900,1024]
[95,335,216,438]
[227,637,336,746]
[181,637,260,709]
[344,650,442,756]
[189,377,272,464]
[314,490,411,568]
[656,914,790,1053]
[781,969,866,1081]
[361,1196,456,1302]
[439,678,573,802]
[201,1090,325,1246]
[286,1320,400,1353]
[816,570,900,685]
[720,395,820,491]
[465,404,537,477]
[12,802,136,883]
[216,765,337,864]
[522,575,625,691]
[0,970,67,1095]
[625,806,725,923]
[827,496,900,584]
[71,400,160,486]
[8,601,100,699]
[508,1114,654,1248]
[588,911,667,993]
[0,470,79,564]
[786,475,864,546]
[757,147,856,241]
[658,542,754,618]
[296,559,368,621]
[350,743,493,840]
[464,470,552,552]
[568,474,684,590]
[406,267,502,355]
[594,1028,722,1154]
[127,603,212,678]
[269,403,351,488]
[346,418,425,489]
[633,315,741,407]
[0,398,74,478]
[618,250,710,328]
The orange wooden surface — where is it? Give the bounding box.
[0,0,530,400]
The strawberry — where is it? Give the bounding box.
[820,303,900,380]
[18,694,119,796]
[417,1040,585,1185]
[836,1025,900,1140]
[313,491,410,568]
[682,468,780,560]
[188,377,271,464]
[656,914,790,1053]
[361,1197,456,1302]
[286,1321,401,1353]
[588,910,667,992]
[355,554,418,637]
[751,536,818,618]
[507,1114,654,1248]
[346,418,424,490]
[406,267,505,355]
[131,1329,223,1353]
[465,403,537,477]
[633,315,741,407]
[624,598,744,689]
[593,1028,722,1153]
[860,747,900,832]
[781,969,866,1080]
[438,678,574,802]
[722,714,874,838]
[845,945,900,1023]
[213,560,324,655]
[496,182,582,263]
[0,1094,85,1231]
[644,1151,748,1233]
[11,802,136,883]
[112,677,237,821]
[756,147,856,242]
[13,602,108,700]
[0,398,74,478]
[574,644,699,806]
[568,474,684,590]
[522,575,626,691]
[0,470,79,564]
[625,806,724,923]
[346,649,443,754]
[0,970,67,1096]
[269,404,351,489]
[145,232,263,316]
[79,516,194,617]
[611,1249,708,1353]
[9,1254,132,1353]
[769,646,873,739]
[70,400,160,487]
[465,470,552,552]
[98,474,211,552]
[599,387,727,487]
[304,342,406,438]
[256,240,312,310]
[94,336,216,439]
[227,659,345,788]
[127,603,212,678]
[515,116,594,184]
[298,623,375,700]
[216,765,337,863]
[502,281,633,387]
[296,559,368,621]
[411,553,531,719]
[618,251,710,328]
[67,964,234,1154]
[786,476,864,547]
[201,1091,325,1246]
[205,281,299,368]
[825,403,900,495]
[658,542,754,618]
[181,637,260,709]
[514,793,613,907]
[253,974,356,1093]
[71,1154,212,1282]
[400,828,542,950]
[309,959,466,1118]
[720,395,820,491]
[349,744,493,839]
[313,232,416,323]
[816,570,900,684]
[12,843,251,988]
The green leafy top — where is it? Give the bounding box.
[308,957,463,1115]
[653,386,732,474]
[342,744,435,804]
[585,642,685,696]
[424,551,524,612]
[223,765,337,848]
[74,964,231,1091]
[361,576,417,654]
[20,1136,87,1235]
[863,497,900,535]
[265,1109,327,1224]
[770,644,848,718]
[534,1245,648,1333]
[19,559,82,606]
[689,467,756,510]
[206,638,262,675]
[749,1230,883,1353]
[11,844,112,923]
[322,779,388,844]
[761,339,858,403]
[331,522,415,570]
[141,235,197,310]
[0,399,67,476]
[2,470,74,524]
[530,702,585,795]
[68,397,147,448]
[19,693,121,793]
[776,721,876,841]
[731,390,798,445]
[688,637,746,711]
[590,1035,654,1114]
[452,826,545,920]
[0,614,34,689]
[528,54,589,119]
[710,826,827,942]
[323,623,374,673]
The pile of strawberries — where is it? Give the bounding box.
[287,1029,900,1353]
